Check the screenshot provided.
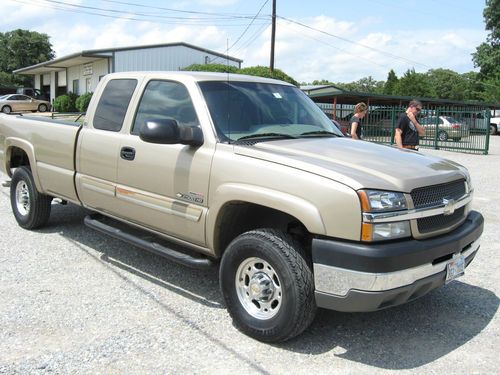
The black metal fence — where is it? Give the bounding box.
[318,103,490,154]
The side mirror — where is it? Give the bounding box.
[139,118,204,147]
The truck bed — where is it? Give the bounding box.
[0,114,81,202]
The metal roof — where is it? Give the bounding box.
[14,42,243,75]
[302,84,500,109]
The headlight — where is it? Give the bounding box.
[358,190,407,212]
[466,178,473,194]
[358,190,410,241]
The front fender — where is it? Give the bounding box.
[206,183,326,250]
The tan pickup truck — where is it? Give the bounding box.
[0,72,484,342]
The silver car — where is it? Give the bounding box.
[420,115,470,142]
[0,94,50,114]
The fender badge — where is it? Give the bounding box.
[176,192,204,204]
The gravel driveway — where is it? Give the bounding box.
[0,138,498,374]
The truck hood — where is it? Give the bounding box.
[234,137,468,192]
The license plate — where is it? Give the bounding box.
[446,254,465,283]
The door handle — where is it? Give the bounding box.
[120,147,136,161]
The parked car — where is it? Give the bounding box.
[420,115,469,141]
[16,87,48,100]
[0,94,50,114]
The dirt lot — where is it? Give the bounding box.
[0,138,498,374]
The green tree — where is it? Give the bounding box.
[311,79,334,85]
[426,69,468,100]
[383,69,398,95]
[0,29,55,87]
[461,71,487,101]
[472,0,499,101]
[393,69,432,97]
[335,76,384,94]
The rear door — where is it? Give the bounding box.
[75,78,139,215]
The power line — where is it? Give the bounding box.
[227,0,269,51]
[277,15,432,70]
[208,1,270,64]
[10,0,268,26]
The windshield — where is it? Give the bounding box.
[198,81,343,142]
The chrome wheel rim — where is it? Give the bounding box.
[15,180,30,216]
[235,257,282,320]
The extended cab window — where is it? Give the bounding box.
[93,79,137,132]
[131,80,199,135]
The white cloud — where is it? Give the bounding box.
[1,4,487,84]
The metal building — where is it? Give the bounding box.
[13,42,243,102]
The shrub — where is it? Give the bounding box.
[76,92,93,112]
[183,63,239,74]
[238,66,299,86]
[53,92,78,112]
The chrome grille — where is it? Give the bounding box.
[417,206,465,233]
[411,179,466,209]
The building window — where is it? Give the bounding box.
[72,79,79,94]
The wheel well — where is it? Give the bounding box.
[213,201,311,257]
[8,147,30,170]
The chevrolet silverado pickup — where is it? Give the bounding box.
[0,72,484,342]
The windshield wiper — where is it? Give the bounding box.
[236,133,297,142]
[299,130,341,137]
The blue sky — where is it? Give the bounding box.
[1,0,488,83]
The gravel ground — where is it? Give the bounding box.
[0,137,498,375]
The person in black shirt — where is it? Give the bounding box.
[395,99,426,150]
[349,102,368,140]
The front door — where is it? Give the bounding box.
[114,79,212,246]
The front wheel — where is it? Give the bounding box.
[219,229,316,342]
[491,125,497,135]
[438,130,449,141]
[2,105,12,114]
[38,103,48,112]
[10,166,52,229]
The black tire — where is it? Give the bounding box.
[491,125,497,136]
[38,103,48,112]
[2,105,12,114]
[10,166,52,229]
[219,229,316,342]
[438,130,448,141]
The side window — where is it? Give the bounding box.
[131,80,199,135]
[93,79,137,132]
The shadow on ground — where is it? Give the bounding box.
[35,202,499,370]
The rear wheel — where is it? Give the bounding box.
[2,105,12,114]
[38,103,48,112]
[219,229,316,342]
[491,124,497,135]
[10,166,52,229]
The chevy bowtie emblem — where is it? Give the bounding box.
[443,198,456,216]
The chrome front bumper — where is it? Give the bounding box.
[315,238,479,297]
[312,210,483,312]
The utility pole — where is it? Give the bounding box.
[270,0,276,73]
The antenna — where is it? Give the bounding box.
[226,38,231,141]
